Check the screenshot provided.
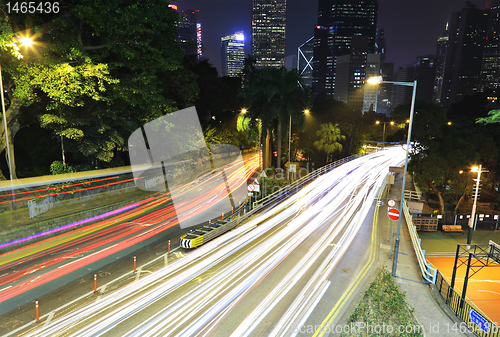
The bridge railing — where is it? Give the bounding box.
[402,198,437,284]
[253,154,364,209]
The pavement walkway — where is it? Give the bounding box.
[374,173,474,336]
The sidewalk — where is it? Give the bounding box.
[374,174,474,336]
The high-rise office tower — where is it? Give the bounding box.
[298,37,314,88]
[175,9,203,58]
[480,1,500,102]
[441,5,489,106]
[333,36,369,109]
[363,53,382,113]
[375,28,386,62]
[312,0,378,96]
[221,32,245,77]
[251,0,286,68]
[434,24,449,105]
[415,55,438,104]
[393,67,415,108]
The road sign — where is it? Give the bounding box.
[387,208,400,221]
[253,178,260,185]
[388,199,396,207]
[247,184,255,192]
[289,164,296,173]
[248,192,253,196]
[259,171,267,178]
[253,184,260,192]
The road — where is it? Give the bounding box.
[23,147,405,337]
[0,154,259,316]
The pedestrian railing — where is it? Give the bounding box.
[253,154,364,209]
[435,271,500,337]
[402,198,437,283]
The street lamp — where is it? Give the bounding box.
[467,165,487,244]
[368,75,417,277]
[375,120,394,148]
[1,36,32,210]
[288,109,309,182]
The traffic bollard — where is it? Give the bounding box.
[134,256,137,273]
[231,207,233,215]
[222,212,224,220]
[35,300,39,322]
[168,240,171,254]
[94,273,97,293]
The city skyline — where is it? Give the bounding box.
[174,0,486,76]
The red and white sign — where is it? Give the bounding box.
[253,178,260,185]
[247,184,255,192]
[388,199,396,207]
[387,208,400,221]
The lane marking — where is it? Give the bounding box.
[313,187,382,337]
[43,312,54,327]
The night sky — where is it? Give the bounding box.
[173,0,487,75]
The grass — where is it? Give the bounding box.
[341,268,424,337]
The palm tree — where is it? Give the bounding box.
[313,123,345,163]
[240,66,308,169]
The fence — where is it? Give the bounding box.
[435,271,500,337]
[402,198,438,283]
[253,154,364,209]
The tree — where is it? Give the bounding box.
[406,101,498,213]
[240,67,308,169]
[0,0,196,176]
[313,123,345,164]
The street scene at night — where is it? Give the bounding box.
[1,0,500,336]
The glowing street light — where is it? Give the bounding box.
[467,165,488,244]
[288,109,310,182]
[368,75,417,277]
[375,120,394,148]
[1,35,33,210]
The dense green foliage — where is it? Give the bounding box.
[342,268,423,337]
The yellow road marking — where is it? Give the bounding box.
[313,193,383,337]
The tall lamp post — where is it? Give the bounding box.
[367,75,417,277]
[467,165,487,244]
[0,36,33,210]
[375,120,394,148]
[288,109,309,182]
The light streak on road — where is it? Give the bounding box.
[23,148,405,337]
[0,154,259,310]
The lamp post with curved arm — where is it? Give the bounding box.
[368,75,417,277]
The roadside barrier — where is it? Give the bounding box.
[402,199,437,283]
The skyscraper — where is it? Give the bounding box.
[433,24,449,105]
[480,1,500,102]
[221,32,245,77]
[175,9,203,59]
[415,55,438,104]
[251,0,286,68]
[312,0,378,96]
[441,5,489,106]
[298,37,314,88]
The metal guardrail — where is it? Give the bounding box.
[253,154,364,209]
[436,271,500,337]
[402,198,437,284]
[179,154,366,249]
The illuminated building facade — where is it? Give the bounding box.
[221,32,245,77]
[175,9,203,58]
[312,0,378,96]
[251,0,286,68]
[480,2,500,103]
[441,6,489,106]
[298,36,314,88]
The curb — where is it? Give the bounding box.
[428,284,477,337]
